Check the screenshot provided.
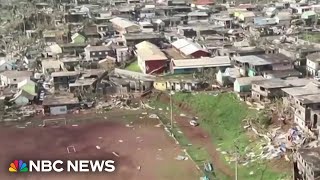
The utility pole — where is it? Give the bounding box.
[235,153,238,180]
[170,91,173,129]
[234,141,239,180]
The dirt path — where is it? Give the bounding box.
[156,93,234,178]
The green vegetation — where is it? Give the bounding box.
[151,100,223,180]
[125,60,141,72]
[301,33,320,43]
[173,92,290,180]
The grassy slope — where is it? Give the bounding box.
[150,100,225,179]
[301,33,320,43]
[173,92,289,180]
[125,60,141,72]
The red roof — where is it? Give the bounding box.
[194,0,215,5]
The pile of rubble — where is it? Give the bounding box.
[220,125,310,167]
[2,106,36,122]
[244,125,307,163]
[96,94,140,111]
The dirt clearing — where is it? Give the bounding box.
[0,113,200,180]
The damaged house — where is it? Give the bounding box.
[122,32,164,47]
[41,59,65,74]
[171,39,210,58]
[282,81,320,134]
[111,68,155,92]
[135,41,168,74]
[294,147,320,180]
[306,52,320,77]
[10,79,37,106]
[233,54,294,77]
[42,94,80,115]
[251,78,310,102]
[84,45,115,61]
[110,17,141,35]
[0,71,33,88]
[51,71,80,91]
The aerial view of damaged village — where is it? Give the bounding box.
[2,0,320,179]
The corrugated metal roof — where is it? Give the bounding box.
[135,41,167,61]
[240,11,255,18]
[234,55,271,66]
[172,56,231,69]
[235,76,264,85]
[171,39,190,49]
[110,17,139,29]
[171,39,208,56]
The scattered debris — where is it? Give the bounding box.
[175,155,188,161]
[96,95,137,111]
[284,155,290,161]
[16,125,26,128]
[126,124,133,128]
[239,123,308,164]
[189,120,199,127]
[149,114,159,119]
[154,124,162,127]
[204,162,213,172]
[112,152,120,157]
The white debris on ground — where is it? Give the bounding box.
[95,95,141,112]
[175,155,188,161]
[112,152,120,157]
[140,101,155,110]
[96,146,101,149]
[154,123,161,127]
[149,114,159,119]
[221,124,312,166]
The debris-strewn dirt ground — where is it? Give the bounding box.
[155,92,234,178]
[0,113,200,180]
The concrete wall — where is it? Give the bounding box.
[307,58,320,76]
[50,106,67,115]
[272,63,294,71]
[154,81,167,91]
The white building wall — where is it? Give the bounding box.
[0,75,10,86]
[307,59,320,76]
[137,55,146,74]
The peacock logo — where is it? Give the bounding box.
[9,160,29,172]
